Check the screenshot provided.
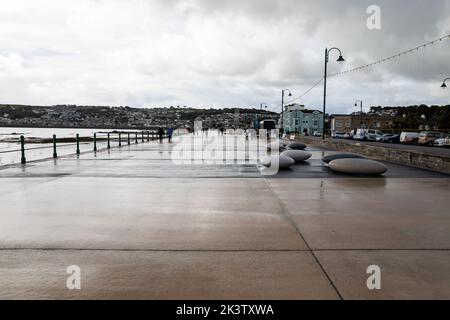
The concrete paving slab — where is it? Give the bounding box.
[0,250,339,300]
[315,250,450,300]
[267,178,450,249]
[0,178,306,250]
[0,158,262,178]
[0,177,56,196]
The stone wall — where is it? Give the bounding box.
[294,136,450,175]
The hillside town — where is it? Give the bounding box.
[0,104,278,129]
[1,103,448,135]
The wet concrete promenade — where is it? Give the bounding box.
[0,133,449,299]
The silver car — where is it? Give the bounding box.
[434,136,450,147]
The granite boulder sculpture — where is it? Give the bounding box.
[266,141,285,151]
[328,158,388,176]
[281,150,312,162]
[287,142,307,150]
[261,155,295,170]
[322,153,366,164]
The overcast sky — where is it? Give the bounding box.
[0,0,449,114]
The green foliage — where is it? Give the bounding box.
[377,105,450,130]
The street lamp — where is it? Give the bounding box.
[441,78,449,88]
[323,47,345,139]
[354,100,363,114]
[281,89,292,135]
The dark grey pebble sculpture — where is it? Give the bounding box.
[266,142,285,151]
[322,153,366,164]
[261,155,295,169]
[328,158,388,175]
[281,150,312,162]
[287,142,307,150]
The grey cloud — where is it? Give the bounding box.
[0,0,448,111]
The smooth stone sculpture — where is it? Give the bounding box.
[287,142,307,150]
[261,155,295,169]
[266,141,284,151]
[328,158,388,175]
[281,150,312,162]
[322,153,366,164]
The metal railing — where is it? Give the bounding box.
[17,130,168,164]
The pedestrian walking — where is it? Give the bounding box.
[158,127,164,143]
[167,127,174,143]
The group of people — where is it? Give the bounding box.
[157,127,174,143]
[184,127,227,136]
[201,127,209,136]
[128,125,275,144]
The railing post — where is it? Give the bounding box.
[127,132,130,145]
[119,132,122,147]
[94,133,97,152]
[53,134,57,158]
[76,134,80,155]
[141,131,144,143]
[107,133,111,149]
[20,135,26,164]
[135,132,138,144]
[147,131,150,142]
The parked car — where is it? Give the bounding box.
[434,136,450,147]
[375,135,384,142]
[377,133,400,144]
[371,132,385,142]
[418,131,445,146]
[354,129,384,141]
[400,132,419,145]
[332,132,347,139]
[346,130,356,140]
[313,131,322,137]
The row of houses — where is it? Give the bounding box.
[330,113,395,133]
[282,103,396,135]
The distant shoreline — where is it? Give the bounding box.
[0,124,162,130]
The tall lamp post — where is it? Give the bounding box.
[441,78,449,88]
[354,100,363,114]
[323,47,345,139]
[281,89,292,135]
